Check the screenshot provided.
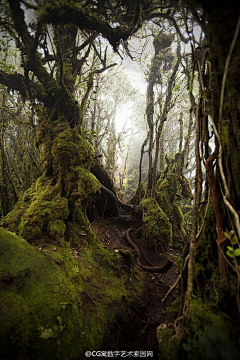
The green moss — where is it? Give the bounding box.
[1,170,98,243]
[156,173,185,216]
[157,327,177,360]
[73,166,100,202]
[1,129,100,244]
[52,129,94,172]
[142,197,172,252]
[165,297,181,322]
[182,299,239,360]
[1,176,68,243]
[19,194,69,242]
[53,120,69,135]
[220,119,230,151]
[1,186,36,233]
[156,178,174,216]
[158,298,239,360]
[180,176,193,199]
[155,173,192,243]
[0,227,144,360]
[172,204,186,239]
[187,299,227,336]
[194,204,219,299]
[49,220,66,238]
[36,120,53,174]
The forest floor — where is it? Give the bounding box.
[91,211,182,355]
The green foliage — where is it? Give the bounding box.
[0,85,41,215]
[226,246,240,258]
[83,129,98,144]
[0,37,19,73]
[224,232,240,259]
[39,315,65,340]
[59,302,68,310]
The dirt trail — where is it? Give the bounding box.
[91,213,181,355]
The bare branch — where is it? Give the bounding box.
[8,0,33,49]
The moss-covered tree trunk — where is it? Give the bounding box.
[206,2,240,210]
[0,3,101,244]
[192,0,240,305]
[157,3,240,358]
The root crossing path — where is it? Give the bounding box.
[125,227,173,273]
[91,213,180,354]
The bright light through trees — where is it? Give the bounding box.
[115,100,134,134]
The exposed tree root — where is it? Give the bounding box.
[125,227,173,273]
[100,184,134,212]
[162,254,189,303]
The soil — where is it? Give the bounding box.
[91,211,182,357]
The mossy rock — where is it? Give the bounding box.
[157,298,239,360]
[0,228,144,360]
[142,197,172,252]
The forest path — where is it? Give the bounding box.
[91,213,180,354]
